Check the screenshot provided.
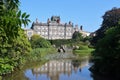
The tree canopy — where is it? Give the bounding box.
[90,8,120,79]
[91,26,120,78]
[72,31,83,41]
[91,7,120,45]
[30,35,51,48]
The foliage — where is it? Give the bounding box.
[49,39,72,47]
[73,42,94,56]
[0,76,2,80]
[72,31,83,42]
[27,48,56,61]
[0,28,31,75]
[30,35,51,48]
[0,0,30,41]
[0,0,31,75]
[74,49,94,56]
[82,36,91,43]
[31,34,40,41]
[91,7,120,45]
[90,26,120,77]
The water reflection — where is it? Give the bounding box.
[2,56,117,80]
[24,58,93,80]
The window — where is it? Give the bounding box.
[38,27,40,29]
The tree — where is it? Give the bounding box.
[30,35,51,48]
[72,31,83,42]
[0,0,30,39]
[90,26,120,78]
[0,0,31,75]
[31,34,40,41]
[91,7,120,45]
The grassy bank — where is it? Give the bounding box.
[74,48,94,56]
[26,47,57,61]
[73,43,94,56]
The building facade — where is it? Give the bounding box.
[25,16,90,40]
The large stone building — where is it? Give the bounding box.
[25,16,90,40]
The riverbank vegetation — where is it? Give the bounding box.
[90,8,120,79]
[28,34,56,61]
[0,0,31,76]
[73,44,94,56]
[27,48,56,61]
[0,0,56,77]
[71,31,94,56]
[91,26,120,77]
[2,60,47,80]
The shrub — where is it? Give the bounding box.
[30,35,51,48]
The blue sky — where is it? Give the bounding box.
[20,0,120,32]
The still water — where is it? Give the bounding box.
[2,53,113,80]
[3,55,94,80]
[24,58,92,80]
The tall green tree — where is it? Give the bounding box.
[91,7,120,45]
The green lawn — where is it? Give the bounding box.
[74,49,94,56]
[73,44,94,56]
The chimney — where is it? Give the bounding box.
[47,18,50,23]
[36,18,39,23]
[80,25,83,30]
[75,25,78,31]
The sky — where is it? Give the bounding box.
[20,0,120,32]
